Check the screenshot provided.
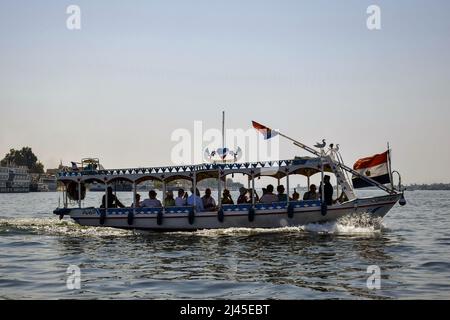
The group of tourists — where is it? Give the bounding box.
[100,175,338,210]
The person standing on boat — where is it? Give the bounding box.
[318,175,334,205]
[202,188,216,211]
[101,187,125,208]
[175,188,186,206]
[259,184,278,203]
[292,188,300,201]
[187,188,204,211]
[142,190,162,207]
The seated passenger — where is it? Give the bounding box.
[164,190,176,207]
[142,190,162,207]
[101,187,125,209]
[221,189,234,205]
[131,193,142,208]
[187,188,204,211]
[248,188,259,203]
[277,185,288,202]
[303,184,319,201]
[259,184,278,204]
[202,188,216,211]
[237,187,249,204]
[175,188,186,206]
[292,189,300,201]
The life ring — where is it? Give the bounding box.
[188,210,195,225]
[157,211,163,225]
[321,203,327,216]
[218,208,224,223]
[127,211,134,226]
[287,203,294,219]
[100,210,106,225]
[248,207,255,222]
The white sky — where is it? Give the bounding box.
[1,0,449,184]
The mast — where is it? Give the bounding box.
[222,110,225,158]
[222,110,227,190]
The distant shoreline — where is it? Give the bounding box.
[405,184,450,191]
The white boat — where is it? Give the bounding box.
[53,121,406,231]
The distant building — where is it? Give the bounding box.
[0,165,30,193]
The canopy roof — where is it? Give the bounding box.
[57,156,334,184]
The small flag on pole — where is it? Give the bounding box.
[352,151,391,188]
[252,121,278,140]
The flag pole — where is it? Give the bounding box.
[387,142,394,190]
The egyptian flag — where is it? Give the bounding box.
[352,151,391,188]
[252,121,278,140]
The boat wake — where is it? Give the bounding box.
[178,213,385,237]
[0,213,384,238]
[0,217,134,238]
[301,213,385,235]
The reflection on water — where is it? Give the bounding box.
[1,191,450,299]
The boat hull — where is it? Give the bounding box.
[55,194,400,231]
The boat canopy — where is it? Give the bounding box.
[57,156,334,184]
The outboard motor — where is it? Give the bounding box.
[399,192,407,206]
[392,170,407,206]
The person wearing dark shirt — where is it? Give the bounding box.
[277,185,288,202]
[319,175,334,206]
[237,187,249,204]
[303,184,318,200]
[101,186,125,208]
[221,189,234,205]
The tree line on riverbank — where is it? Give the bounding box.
[0,147,44,173]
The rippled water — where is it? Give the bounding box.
[0,190,449,299]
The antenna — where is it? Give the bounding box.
[222,110,225,152]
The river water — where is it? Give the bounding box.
[0,190,449,299]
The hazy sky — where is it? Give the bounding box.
[1,0,449,184]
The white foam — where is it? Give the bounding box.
[167,226,304,237]
[302,213,384,235]
[173,213,384,236]
[0,217,134,237]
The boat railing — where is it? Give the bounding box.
[100,206,195,215]
[222,204,252,212]
[92,201,322,216]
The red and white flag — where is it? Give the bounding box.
[252,121,278,140]
[352,151,391,188]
